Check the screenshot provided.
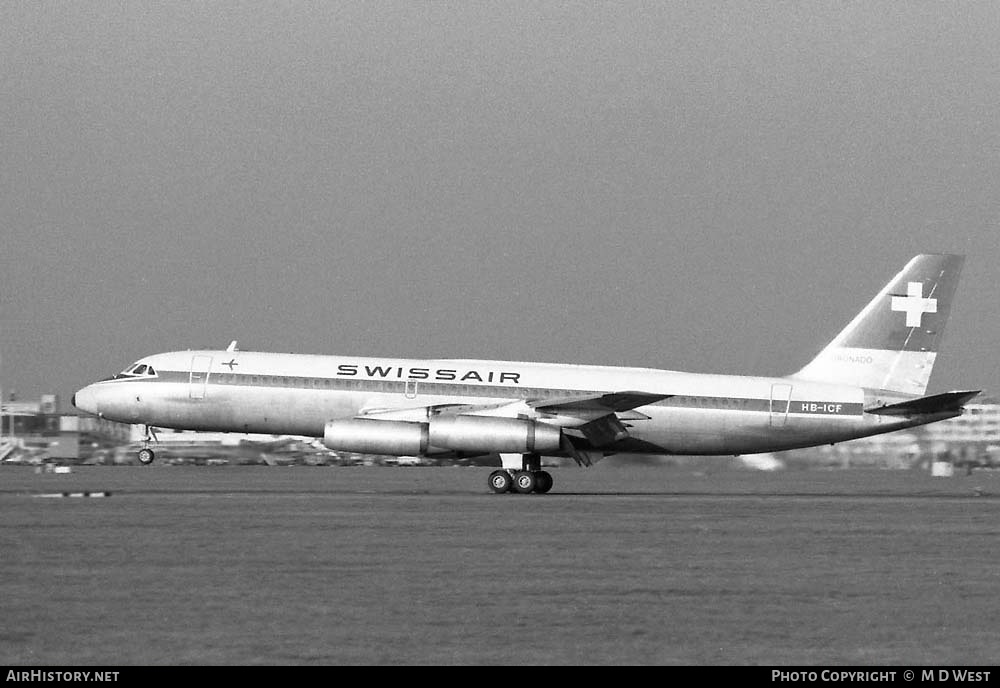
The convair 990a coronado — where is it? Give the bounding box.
[73,254,978,494]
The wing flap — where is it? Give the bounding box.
[563,414,630,448]
[559,434,605,467]
[530,391,670,414]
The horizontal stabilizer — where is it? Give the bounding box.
[530,391,670,414]
[865,390,980,416]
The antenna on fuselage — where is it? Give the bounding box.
[226,340,238,352]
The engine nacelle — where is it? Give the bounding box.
[428,415,562,454]
[323,418,429,455]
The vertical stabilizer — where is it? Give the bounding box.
[792,254,964,395]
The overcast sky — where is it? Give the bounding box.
[2,2,998,408]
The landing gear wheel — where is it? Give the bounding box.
[137,448,155,465]
[512,470,537,494]
[488,470,512,494]
[534,471,553,494]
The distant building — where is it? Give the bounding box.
[923,397,1000,447]
[779,396,1000,469]
[40,394,59,415]
[1,395,132,462]
[3,394,999,467]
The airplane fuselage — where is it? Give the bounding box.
[73,349,955,457]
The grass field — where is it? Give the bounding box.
[1,463,998,665]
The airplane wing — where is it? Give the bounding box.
[864,390,981,416]
[356,403,479,422]
[528,391,671,414]
[359,391,670,421]
[532,391,671,458]
[353,391,671,464]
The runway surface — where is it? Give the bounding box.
[2,464,998,665]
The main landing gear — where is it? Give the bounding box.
[488,453,554,494]
[137,426,158,465]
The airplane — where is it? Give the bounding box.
[72,254,979,494]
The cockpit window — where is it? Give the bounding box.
[118,363,158,378]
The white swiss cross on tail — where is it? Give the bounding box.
[891,281,937,327]
[794,254,962,396]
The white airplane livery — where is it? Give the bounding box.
[73,254,978,494]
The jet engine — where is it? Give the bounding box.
[427,415,562,453]
[323,418,429,455]
[323,415,562,456]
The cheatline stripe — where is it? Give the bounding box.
[97,370,864,415]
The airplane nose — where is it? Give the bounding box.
[72,386,99,416]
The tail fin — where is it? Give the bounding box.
[792,254,964,395]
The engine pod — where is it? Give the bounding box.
[428,415,562,453]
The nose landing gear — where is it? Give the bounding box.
[137,426,159,465]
